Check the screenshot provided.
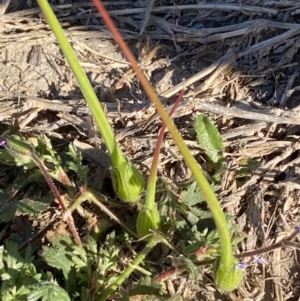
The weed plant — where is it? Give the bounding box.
[0,0,299,300]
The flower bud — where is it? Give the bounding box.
[213,258,245,291]
[110,159,144,203]
[136,205,160,238]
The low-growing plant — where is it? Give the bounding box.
[1,0,300,300]
[0,134,299,299]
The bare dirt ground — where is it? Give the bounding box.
[1,0,300,300]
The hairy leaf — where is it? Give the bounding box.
[66,143,89,183]
[0,198,49,222]
[27,283,71,301]
[41,246,73,280]
[195,115,224,163]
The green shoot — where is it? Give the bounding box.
[99,234,163,301]
[137,89,185,237]
[36,0,144,203]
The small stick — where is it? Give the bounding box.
[139,0,155,35]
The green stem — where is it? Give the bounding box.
[98,235,160,301]
[145,89,185,210]
[36,0,124,167]
[92,0,233,267]
[68,190,138,238]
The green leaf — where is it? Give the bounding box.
[18,198,49,214]
[16,285,31,298]
[72,256,86,269]
[0,190,7,203]
[0,198,49,222]
[181,181,205,206]
[235,158,260,178]
[195,115,224,163]
[0,202,18,222]
[66,143,89,183]
[41,246,73,280]
[27,283,71,301]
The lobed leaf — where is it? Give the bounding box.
[27,283,71,301]
[41,246,73,280]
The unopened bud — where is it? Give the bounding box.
[136,205,160,238]
[213,258,245,291]
[110,160,144,203]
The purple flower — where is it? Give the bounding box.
[254,255,266,265]
[0,139,6,147]
[295,225,300,234]
[237,260,247,270]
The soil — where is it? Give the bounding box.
[1,0,300,300]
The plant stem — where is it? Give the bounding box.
[5,137,82,245]
[93,0,233,268]
[98,235,160,301]
[36,0,124,166]
[145,89,185,210]
[68,190,138,238]
[29,152,82,246]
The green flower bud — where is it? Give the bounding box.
[136,205,160,238]
[213,258,245,291]
[110,159,144,203]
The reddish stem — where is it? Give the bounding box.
[31,152,82,245]
[148,89,186,185]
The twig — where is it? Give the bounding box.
[139,0,156,35]
[146,97,300,127]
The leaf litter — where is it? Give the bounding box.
[1,0,300,300]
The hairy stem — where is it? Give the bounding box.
[68,189,137,238]
[98,235,160,301]
[93,0,233,268]
[5,137,82,245]
[29,153,82,245]
[36,0,125,166]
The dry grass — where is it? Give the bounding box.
[1,0,300,300]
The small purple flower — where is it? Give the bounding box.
[237,260,247,270]
[253,256,265,265]
[0,139,6,147]
[295,225,300,234]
